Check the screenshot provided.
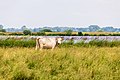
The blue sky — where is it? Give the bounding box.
[0,0,120,28]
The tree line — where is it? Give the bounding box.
[0,29,120,36]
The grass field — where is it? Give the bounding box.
[0,39,120,48]
[0,47,120,80]
[1,32,120,36]
[83,32,120,35]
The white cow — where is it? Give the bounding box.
[35,37,64,50]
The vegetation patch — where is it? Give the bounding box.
[0,39,120,48]
[0,47,119,80]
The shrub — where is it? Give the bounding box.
[0,29,6,32]
[64,29,73,36]
[78,32,83,36]
[23,30,31,35]
[84,34,90,36]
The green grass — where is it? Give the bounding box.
[0,39,120,48]
[0,39,36,48]
[0,47,120,80]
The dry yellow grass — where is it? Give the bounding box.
[83,32,120,35]
[45,32,78,35]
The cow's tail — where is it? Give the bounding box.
[35,38,40,50]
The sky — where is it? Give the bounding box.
[0,0,120,28]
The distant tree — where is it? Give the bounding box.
[0,25,4,30]
[0,25,6,32]
[21,25,28,31]
[102,27,114,32]
[41,29,52,32]
[64,29,73,36]
[0,29,6,32]
[78,32,83,36]
[54,27,61,32]
[23,30,31,35]
[89,25,100,32]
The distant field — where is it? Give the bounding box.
[83,32,120,35]
[0,32,120,36]
[45,32,78,35]
[0,32,78,35]
[0,47,120,80]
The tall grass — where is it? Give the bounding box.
[0,39,120,48]
[59,40,120,47]
[0,39,35,48]
[0,47,120,80]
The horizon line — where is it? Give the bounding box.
[3,25,120,29]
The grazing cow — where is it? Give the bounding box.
[35,37,64,50]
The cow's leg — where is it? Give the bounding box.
[35,43,39,50]
[35,39,39,50]
[51,45,56,50]
[35,38,41,50]
[40,44,43,50]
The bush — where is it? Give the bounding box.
[0,29,6,32]
[23,30,31,35]
[78,32,83,36]
[84,34,90,36]
[64,29,73,36]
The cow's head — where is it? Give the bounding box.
[56,37,64,44]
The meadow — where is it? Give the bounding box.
[0,39,120,48]
[0,35,120,48]
[0,47,120,80]
[0,36,120,80]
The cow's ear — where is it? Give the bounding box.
[56,37,60,40]
[56,37,58,40]
[61,37,64,40]
[36,38,41,40]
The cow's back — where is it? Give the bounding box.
[39,38,57,48]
